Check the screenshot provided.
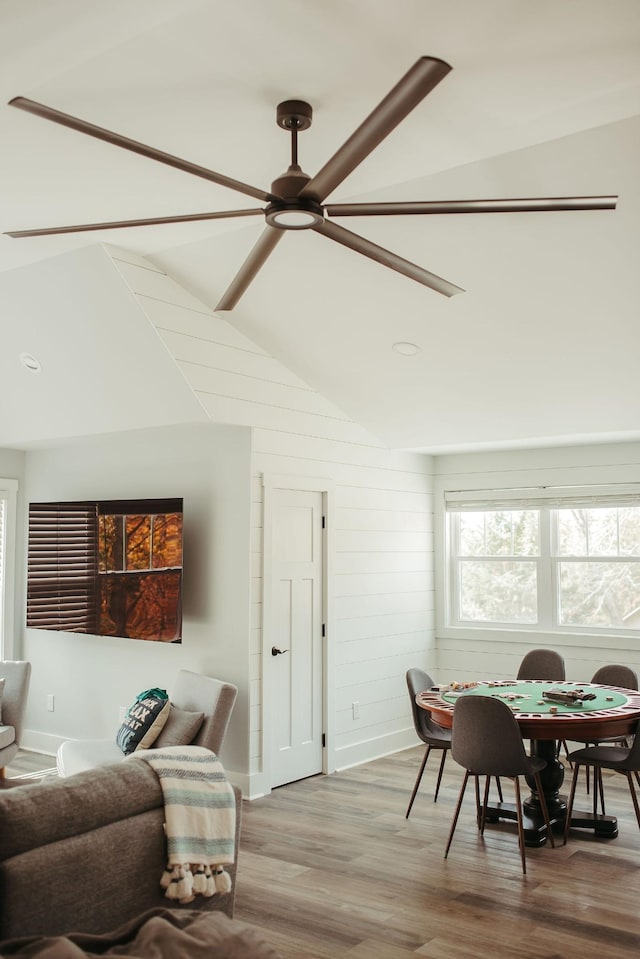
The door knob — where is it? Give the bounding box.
[271,646,289,656]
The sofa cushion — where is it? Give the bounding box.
[116,688,170,755]
[154,705,205,747]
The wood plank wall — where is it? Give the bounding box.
[107,246,435,791]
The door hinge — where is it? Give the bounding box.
[322,733,326,748]
[322,623,326,637]
[322,514,326,529]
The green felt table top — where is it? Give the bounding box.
[441,681,628,716]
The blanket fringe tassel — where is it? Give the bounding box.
[162,863,231,903]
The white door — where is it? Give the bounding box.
[269,488,324,788]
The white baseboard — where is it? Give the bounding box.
[334,727,419,772]
[21,729,60,757]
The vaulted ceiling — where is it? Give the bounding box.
[2,1,639,453]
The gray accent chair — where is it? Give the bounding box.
[405,668,452,815]
[444,694,555,874]
[564,718,640,842]
[517,648,565,681]
[591,663,638,690]
[0,661,32,776]
[57,669,238,777]
[577,664,639,794]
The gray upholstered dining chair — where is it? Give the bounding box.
[517,648,569,761]
[0,660,32,776]
[517,648,565,681]
[405,668,452,815]
[563,718,640,842]
[577,664,639,794]
[444,694,555,874]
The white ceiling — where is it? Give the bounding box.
[2,0,639,453]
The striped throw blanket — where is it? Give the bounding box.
[133,745,236,904]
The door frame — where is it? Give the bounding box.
[262,473,335,791]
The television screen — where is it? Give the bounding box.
[26,498,183,642]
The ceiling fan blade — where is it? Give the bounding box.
[313,219,463,297]
[326,196,619,216]
[300,57,451,204]
[215,226,284,311]
[9,97,278,204]
[5,208,264,238]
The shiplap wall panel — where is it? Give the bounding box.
[334,570,431,596]
[335,611,434,645]
[106,247,435,784]
[337,507,432,532]
[335,590,433,619]
[179,364,357,419]
[161,330,314,388]
[145,300,272,356]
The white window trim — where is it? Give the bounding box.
[0,478,19,660]
[435,473,640,646]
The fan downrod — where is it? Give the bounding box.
[267,99,323,229]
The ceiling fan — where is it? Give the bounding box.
[5,57,617,311]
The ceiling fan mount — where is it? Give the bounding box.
[5,57,617,312]
[267,100,323,230]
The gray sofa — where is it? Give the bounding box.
[0,759,242,941]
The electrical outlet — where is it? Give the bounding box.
[352,701,360,720]
[46,694,55,712]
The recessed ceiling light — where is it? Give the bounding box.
[20,352,42,372]
[392,341,421,356]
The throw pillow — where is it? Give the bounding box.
[0,677,5,723]
[154,704,205,748]
[116,687,170,756]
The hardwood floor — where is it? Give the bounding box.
[6,748,640,957]
[233,746,640,959]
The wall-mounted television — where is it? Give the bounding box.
[27,498,183,642]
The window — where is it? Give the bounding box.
[447,487,640,634]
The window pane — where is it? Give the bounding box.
[618,507,640,556]
[556,509,587,555]
[126,515,151,570]
[588,508,618,555]
[558,561,640,627]
[557,506,640,557]
[459,561,538,624]
[459,510,538,557]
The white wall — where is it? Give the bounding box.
[252,434,435,789]
[107,246,436,797]
[20,422,252,783]
[434,442,640,684]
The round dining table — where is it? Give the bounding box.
[416,679,640,846]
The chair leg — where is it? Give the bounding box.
[625,771,640,829]
[444,770,470,859]
[533,772,555,848]
[495,776,504,802]
[480,776,490,834]
[406,745,431,818]
[563,761,581,845]
[433,749,447,803]
[514,777,527,874]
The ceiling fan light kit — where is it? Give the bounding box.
[6,56,617,311]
